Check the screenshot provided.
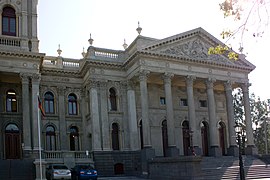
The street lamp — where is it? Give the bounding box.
[235,123,245,180]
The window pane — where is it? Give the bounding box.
[68,102,73,114]
[72,102,77,114]
[49,101,54,113]
[2,17,8,32]
[6,98,11,112]
[10,18,15,33]
[45,101,49,113]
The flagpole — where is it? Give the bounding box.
[37,94,43,180]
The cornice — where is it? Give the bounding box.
[126,50,254,72]
[0,50,45,59]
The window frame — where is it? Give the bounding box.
[44,92,55,114]
[6,89,17,112]
[68,93,78,115]
[2,7,16,36]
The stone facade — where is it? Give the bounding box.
[0,0,257,178]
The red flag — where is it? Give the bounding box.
[38,96,45,117]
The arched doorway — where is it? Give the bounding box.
[139,121,143,149]
[219,122,226,155]
[112,123,120,150]
[70,126,79,151]
[182,121,190,156]
[5,123,20,159]
[201,121,209,156]
[162,120,168,157]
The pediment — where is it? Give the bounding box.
[141,28,255,70]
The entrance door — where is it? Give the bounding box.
[201,121,209,156]
[5,124,20,159]
[162,120,168,157]
[182,121,190,156]
[219,122,226,155]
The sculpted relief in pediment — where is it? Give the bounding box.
[160,39,209,59]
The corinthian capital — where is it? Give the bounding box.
[162,72,174,85]
[138,70,150,82]
[185,75,196,87]
[206,78,216,89]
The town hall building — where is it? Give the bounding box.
[0,0,257,179]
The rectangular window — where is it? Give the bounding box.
[199,100,207,107]
[180,98,188,106]
[160,97,166,105]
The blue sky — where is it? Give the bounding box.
[37,0,270,101]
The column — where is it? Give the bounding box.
[57,86,68,150]
[139,70,155,176]
[99,81,110,151]
[20,73,31,151]
[31,0,39,52]
[88,80,102,151]
[163,73,179,157]
[31,74,41,151]
[242,83,258,155]
[206,78,221,156]
[139,71,151,148]
[224,81,238,156]
[80,89,90,151]
[120,81,130,150]
[186,75,201,155]
[127,80,139,150]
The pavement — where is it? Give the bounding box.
[98,176,148,180]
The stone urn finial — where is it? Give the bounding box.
[136,21,142,35]
[81,47,86,57]
[57,44,62,56]
[88,33,94,46]
[123,39,128,50]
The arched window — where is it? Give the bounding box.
[44,92,54,114]
[6,89,17,112]
[46,125,56,151]
[112,123,120,150]
[2,7,16,36]
[109,88,117,111]
[68,93,77,115]
[70,126,79,151]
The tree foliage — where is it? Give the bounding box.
[219,0,269,51]
[233,89,270,154]
[209,0,270,59]
[250,93,270,154]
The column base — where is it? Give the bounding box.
[167,146,179,157]
[33,159,47,180]
[245,145,258,155]
[227,145,239,156]
[141,147,155,178]
[209,146,222,157]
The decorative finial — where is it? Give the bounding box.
[57,44,62,56]
[136,21,142,35]
[88,33,94,46]
[123,39,128,50]
[81,47,86,57]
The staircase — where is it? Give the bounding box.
[0,159,35,180]
[201,156,270,179]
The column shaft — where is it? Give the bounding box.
[99,82,110,151]
[206,79,218,146]
[127,81,139,150]
[20,73,31,150]
[242,83,255,146]
[58,86,67,150]
[225,81,237,146]
[186,76,198,147]
[139,71,151,147]
[89,81,102,151]
[163,73,176,147]
[31,74,40,150]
